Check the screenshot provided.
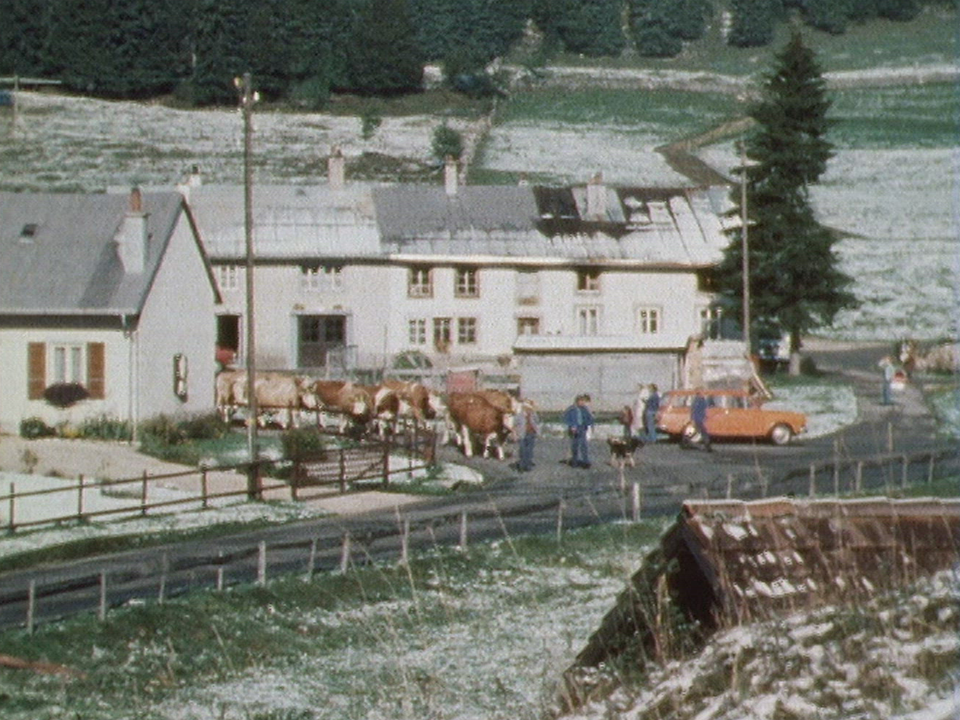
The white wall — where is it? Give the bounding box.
[135,213,219,421]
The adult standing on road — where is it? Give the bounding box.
[879,356,896,405]
[689,388,712,452]
[629,383,649,437]
[513,399,540,472]
[564,393,595,468]
[643,383,661,443]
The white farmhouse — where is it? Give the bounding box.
[186,162,732,411]
[0,189,221,434]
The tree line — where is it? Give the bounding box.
[0,0,945,104]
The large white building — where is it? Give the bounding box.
[184,162,733,410]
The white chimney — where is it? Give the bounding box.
[586,171,606,220]
[328,146,345,189]
[115,187,148,274]
[444,156,458,196]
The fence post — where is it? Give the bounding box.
[8,482,15,533]
[556,498,564,544]
[400,519,410,566]
[726,474,734,499]
[257,541,267,586]
[158,553,168,604]
[26,579,35,634]
[77,474,84,521]
[808,465,816,498]
[855,461,863,494]
[382,439,391,489]
[832,440,840,495]
[201,467,209,509]
[340,533,351,574]
[306,538,317,580]
[459,510,468,551]
[887,422,894,453]
[901,454,909,489]
[99,571,107,622]
[631,482,641,522]
[339,449,347,494]
[927,454,935,484]
[216,551,224,592]
[140,471,148,516]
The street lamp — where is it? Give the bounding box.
[236,72,261,499]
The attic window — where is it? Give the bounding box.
[20,223,38,240]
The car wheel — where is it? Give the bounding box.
[769,423,793,446]
[682,423,702,445]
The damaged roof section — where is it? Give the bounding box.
[572,497,960,673]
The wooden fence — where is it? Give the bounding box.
[2,427,437,534]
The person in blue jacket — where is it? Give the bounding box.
[643,383,661,443]
[564,394,595,468]
[689,388,712,452]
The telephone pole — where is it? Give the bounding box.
[236,72,261,500]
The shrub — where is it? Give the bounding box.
[280,427,328,462]
[19,416,55,439]
[178,413,230,441]
[431,124,464,162]
[77,415,133,441]
[139,414,188,446]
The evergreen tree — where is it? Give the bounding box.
[718,31,857,372]
[727,0,777,47]
[347,0,424,95]
[0,0,49,76]
[185,0,253,105]
[543,0,626,57]
[803,0,850,34]
[629,0,709,57]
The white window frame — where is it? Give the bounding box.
[457,317,477,345]
[300,264,343,292]
[517,316,540,336]
[637,306,662,335]
[215,264,242,292]
[576,268,601,293]
[516,270,540,305]
[576,305,601,336]
[52,344,84,384]
[455,267,479,298]
[408,266,433,298]
[408,319,427,346]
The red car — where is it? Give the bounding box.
[656,388,807,446]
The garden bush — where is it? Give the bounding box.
[19,416,55,439]
[280,427,328,462]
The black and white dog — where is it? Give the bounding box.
[607,436,644,468]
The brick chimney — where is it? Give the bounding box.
[115,187,149,274]
[328,146,345,189]
[444,156,458,196]
[586,171,606,220]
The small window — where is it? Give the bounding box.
[577,269,601,293]
[457,317,477,344]
[215,264,242,291]
[433,317,452,351]
[409,266,433,298]
[408,319,427,345]
[516,270,540,305]
[173,354,188,401]
[577,306,600,336]
[20,223,38,241]
[517,317,540,336]
[300,264,343,291]
[637,306,661,335]
[455,267,479,298]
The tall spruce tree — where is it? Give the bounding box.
[347,0,424,95]
[717,30,857,374]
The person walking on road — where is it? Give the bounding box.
[880,356,896,405]
[689,388,712,452]
[643,383,661,443]
[513,399,540,472]
[564,393,595,468]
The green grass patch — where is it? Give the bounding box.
[0,520,665,720]
[830,83,959,149]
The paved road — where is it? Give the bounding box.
[0,341,955,630]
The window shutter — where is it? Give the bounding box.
[87,342,105,399]
[27,343,45,399]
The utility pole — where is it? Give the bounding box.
[236,72,261,500]
[740,139,751,355]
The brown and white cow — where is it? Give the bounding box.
[446,391,516,459]
[302,380,374,434]
[382,380,447,431]
[215,371,308,429]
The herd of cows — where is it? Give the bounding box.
[214,370,522,459]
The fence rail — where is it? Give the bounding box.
[1,426,437,534]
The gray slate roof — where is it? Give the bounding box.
[0,191,184,315]
[193,181,731,268]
